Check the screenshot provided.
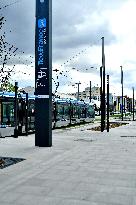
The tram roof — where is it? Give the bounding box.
[0,91,35,99]
[0,92,95,105]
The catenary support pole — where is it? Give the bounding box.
[102,37,105,130]
[25,93,28,136]
[133,87,135,121]
[107,75,109,132]
[100,66,104,132]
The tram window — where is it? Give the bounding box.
[0,103,1,124]
[57,104,63,119]
[63,105,69,118]
[2,102,14,125]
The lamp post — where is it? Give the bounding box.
[120,66,123,121]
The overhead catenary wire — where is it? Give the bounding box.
[52,38,101,93]
[1,3,102,93]
[0,0,25,10]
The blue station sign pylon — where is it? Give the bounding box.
[35,0,52,147]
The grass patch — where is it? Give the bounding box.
[53,120,94,130]
[87,122,128,131]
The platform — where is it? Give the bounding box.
[0,121,136,204]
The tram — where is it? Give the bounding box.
[0,92,35,131]
[0,92,95,134]
[52,98,95,128]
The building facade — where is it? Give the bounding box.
[73,86,101,101]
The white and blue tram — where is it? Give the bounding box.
[0,92,95,132]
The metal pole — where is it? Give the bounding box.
[120,66,123,121]
[69,100,72,125]
[133,87,134,121]
[100,66,104,132]
[131,98,133,113]
[129,98,131,113]
[102,37,105,130]
[124,97,125,116]
[107,75,109,132]
[78,83,79,100]
[90,81,91,102]
[25,93,28,136]
[14,82,18,138]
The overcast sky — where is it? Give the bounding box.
[1,0,136,97]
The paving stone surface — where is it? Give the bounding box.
[0,127,14,137]
[0,121,136,204]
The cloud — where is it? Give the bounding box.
[1,0,35,55]
[2,0,116,61]
[52,0,117,62]
[1,0,135,97]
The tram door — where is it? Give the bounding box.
[18,98,35,134]
[1,99,14,126]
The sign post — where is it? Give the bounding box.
[35,0,52,147]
